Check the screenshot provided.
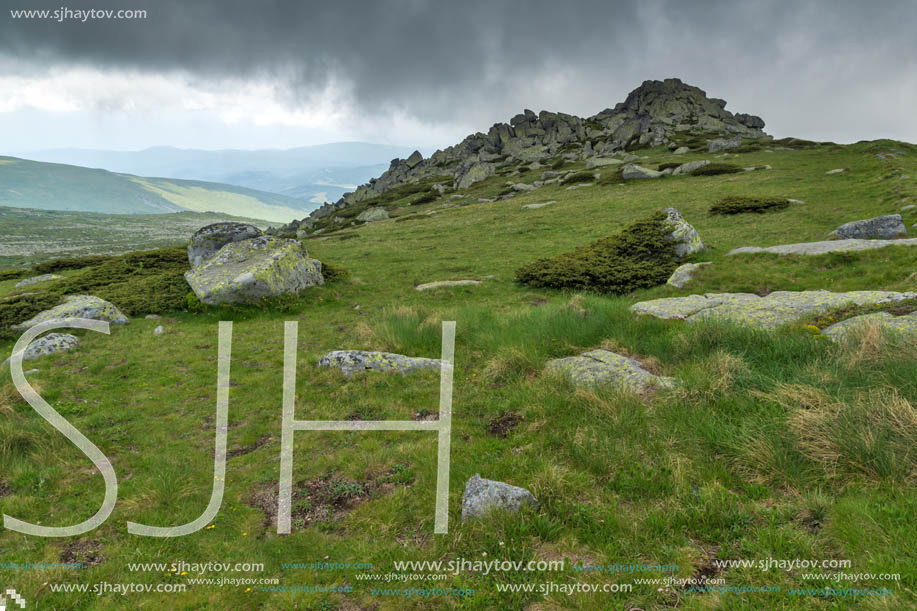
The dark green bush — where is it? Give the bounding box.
[0,293,65,339]
[561,172,596,185]
[411,192,438,205]
[730,145,762,153]
[597,170,624,186]
[321,262,350,282]
[550,158,565,170]
[709,196,790,215]
[0,269,25,282]
[691,163,743,176]
[33,255,112,274]
[515,211,681,293]
[657,162,681,171]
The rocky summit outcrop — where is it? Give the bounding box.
[631,290,917,329]
[317,350,441,377]
[13,295,129,331]
[461,475,539,521]
[185,236,323,305]
[188,222,263,268]
[546,349,676,392]
[285,78,767,231]
[830,214,906,240]
[2,333,79,366]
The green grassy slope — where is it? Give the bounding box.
[0,140,915,610]
[0,156,308,222]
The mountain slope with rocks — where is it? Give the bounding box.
[277,78,767,234]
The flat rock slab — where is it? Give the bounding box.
[15,274,62,288]
[546,349,676,391]
[728,238,917,256]
[3,333,79,366]
[822,311,917,340]
[631,290,917,328]
[415,280,481,291]
[13,295,129,331]
[461,474,539,521]
[318,350,441,377]
[666,262,711,288]
[522,200,557,210]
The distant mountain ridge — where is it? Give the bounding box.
[14,142,421,205]
[0,156,311,222]
[293,78,768,227]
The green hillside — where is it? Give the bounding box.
[1,140,915,609]
[0,156,308,222]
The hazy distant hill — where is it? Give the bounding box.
[0,156,311,222]
[14,142,421,205]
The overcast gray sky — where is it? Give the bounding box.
[1,0,916,151]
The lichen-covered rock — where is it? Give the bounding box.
[12,295,129,331]
[673,146,690,155]
[415,280,481,291]
[184,236,323,305]
[672,160,710,175]
[356,207,389,222]
[631,290,917,329]
[663,208,704,256]
[2,333,79,366]
[622,164,663,179]
[585,157,623,169]
[317,350,441,377]
[822,311,917,341]
[546,349,676,391]
[454,163,494,190]
[461,474,539,521]
[188,222,263,267]
[666,262,711,288]
[707,135,742,152]
[831,214,906,240]
[14,274,62,288]
[728,238,917,256]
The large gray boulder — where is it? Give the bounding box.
[707,135,742,152]
[188,222,263,267]
[356,207,389,222]
[622,164,663,179]
[2,333,79,366]
[317,350,441,377]
[13,295,129,331]
[184,236,323,305]
[831,214,906,240]
[663,208,705,256]
[454,163,494,190]
[672,160,710,175]
[546,349,676,391]
[631,290,917,329]
[461,475,539,521]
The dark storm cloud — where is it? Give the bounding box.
[2,0,917,139]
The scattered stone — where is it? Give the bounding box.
[743,165,772,171]
[707,135,742,152]
[449,194,465,200]
[511,182,536,192]
[672,160,709,175]
[432,183,448,195]
[822,311,917,341]
[901,205,916,211]
[522,200,557,210]
[666,262,711,288]
[564,183,594,190]
[13,295,129,331]
[145,314,161,319]
[673,146,690,155]
[787,199,807,205]
[317,350,441,377]
[728,238,917,256]
[825,168,846,175]
[540,171,563,180]
[15,274,62,288]
[622,164,663,179]
[356,207,389,223]
[24,369,38,375]
[185,236,323,305]
[546,349,676,391]
[461,474,539,521]
[831,214,906,240]
[415,280,481,291]
[585,157,623,169]
[188,222,263,267]
[478,198,496,204]
[663,208,705,256]
[631,290,917,329]
[153,325,164,336]
[2,333,79,366]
